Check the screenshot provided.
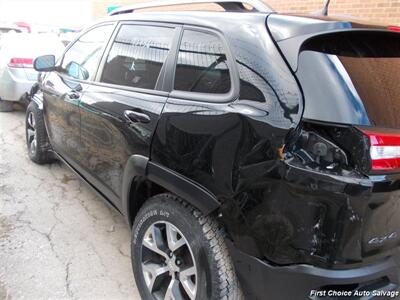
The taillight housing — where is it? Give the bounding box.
[8,57,34,68]
[388,26,400,32]
[360,128,400,172]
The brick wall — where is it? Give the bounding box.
[268,0,400,26]
[92,0,400,26]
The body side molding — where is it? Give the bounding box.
[122,155,149,221]
[122,155,221,225]
[147,162,220,215]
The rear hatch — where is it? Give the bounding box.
[298,31,400,262]
[268,15,400,265]
[297,30,400,128]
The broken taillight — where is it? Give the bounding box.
[8,57,34,68]
[360,128,400,172]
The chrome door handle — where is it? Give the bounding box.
[67,91,80,99]
[124,110,151,124]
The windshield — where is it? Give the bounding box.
[297,31,400,128]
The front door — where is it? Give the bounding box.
[43,24,115,164]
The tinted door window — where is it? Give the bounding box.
[174,30,231,94]
[100,25,175,90]
[61,25,114,80]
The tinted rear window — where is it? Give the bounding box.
[174,30,231,94]
[298,31,400,128]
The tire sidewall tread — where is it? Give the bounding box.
[131,193,243,300]
[25,101,54,164]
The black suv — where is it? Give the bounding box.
[25,1,400,299]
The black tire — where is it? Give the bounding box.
[0,99,14,112]
[25,101,54,164]
[132,193,243,300]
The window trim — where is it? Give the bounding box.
[57,22,118,84]
[89,81,169,97]
[94,21,181,94]
[168,25,240,103]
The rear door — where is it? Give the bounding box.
[78,22,179,208]
[42,24,115,163]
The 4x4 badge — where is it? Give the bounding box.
[368,232,398,245]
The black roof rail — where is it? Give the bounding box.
[109,0,274,16]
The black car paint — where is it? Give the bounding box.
[267,14,388,71]
[32,11,400,299]
[42,72,85,163]
[78,85,167,207]
[229,242,400,300]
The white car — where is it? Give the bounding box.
[0,24,22,35]
[0,33,65,111]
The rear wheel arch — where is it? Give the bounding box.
[127,177,166,227]
[122,155,221,227]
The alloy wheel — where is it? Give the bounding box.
[27,111,37,155]
[141,221,197,300]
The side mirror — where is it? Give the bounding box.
[66,61,89,80]
[33,55,56,72]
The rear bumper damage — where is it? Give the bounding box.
[0,67,36,101]
[229,244,400,300]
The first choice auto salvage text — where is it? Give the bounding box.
[310,289,399,298]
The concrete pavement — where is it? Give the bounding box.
[0,106,141,299]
